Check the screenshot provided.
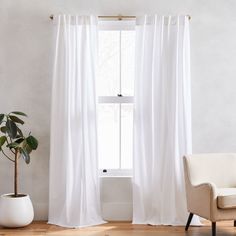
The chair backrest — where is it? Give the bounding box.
[184,153,236,188]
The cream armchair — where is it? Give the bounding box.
[183,154,236,236]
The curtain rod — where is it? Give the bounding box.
[49,15,191,21]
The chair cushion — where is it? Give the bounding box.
[217,188,236,209]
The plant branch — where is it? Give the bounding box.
[14,150,18,197]
[1,149,15,162]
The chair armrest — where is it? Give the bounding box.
[191,182,218,203]
[192,182,217,192]
[186,182,217,220]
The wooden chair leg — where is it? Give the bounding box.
[185,213,194,231]
[212,222,216,236]
[234,220,236,227]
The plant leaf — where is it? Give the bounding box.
[10,111,27,117]
[9,115,24,125]
[26,136,38,150]
[0,114,4,124]
[20,140,32,154]
[6,120,17,138]
[15,138,24,144]
[7,142,19,149]
[25,144,32,154]
[17,127,23,137]
[0,136,7,148]
[20,148,30,164]
[0,126,7,133]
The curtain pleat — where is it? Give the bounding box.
[133,15,201,226]
[49,15,105,228]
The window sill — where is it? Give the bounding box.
[99,169,132,177]
[99,175,132,178]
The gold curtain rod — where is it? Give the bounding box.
[49,14,191,21]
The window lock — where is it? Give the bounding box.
[117,94,123,97]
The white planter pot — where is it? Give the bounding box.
[0,193,34,227]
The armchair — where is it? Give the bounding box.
[183,154,236,236]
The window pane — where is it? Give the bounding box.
[98,31,120,96]
[97,29,135,172]
[98,104,120,169]
[121,31,135,96]
[121,104,133,169]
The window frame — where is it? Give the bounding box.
[97,20,135,176]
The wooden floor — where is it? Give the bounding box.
[0,221,236,236]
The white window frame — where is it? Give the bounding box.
[98,20,135,176]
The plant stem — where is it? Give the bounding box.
[14,150,18,197]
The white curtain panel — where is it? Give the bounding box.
[49,15,105,228]
[133,15,200,225]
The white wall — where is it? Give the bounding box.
[101,177,132,221]
[1,0,236,220]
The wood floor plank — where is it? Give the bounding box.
[0,221,235,235]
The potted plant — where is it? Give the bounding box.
[0,111,38,227]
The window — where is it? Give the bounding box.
[97,21,135,175]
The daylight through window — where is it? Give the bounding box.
[97,23,135,174]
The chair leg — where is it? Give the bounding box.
[212,222,216,236]
[234,220,236,227]
[185,213,194,231]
